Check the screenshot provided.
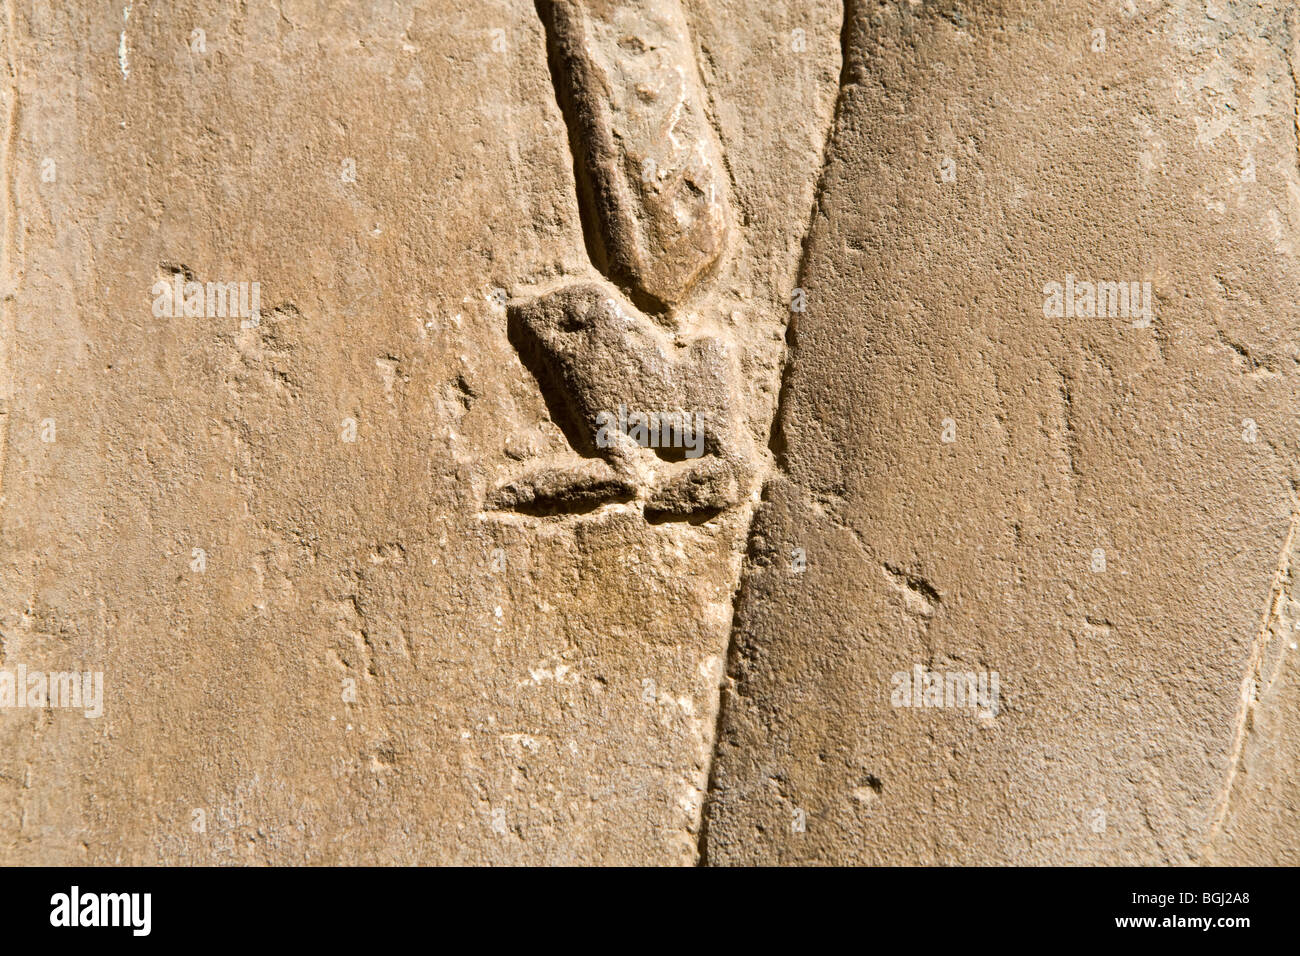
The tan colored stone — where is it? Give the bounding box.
[704,0,1300,865]
[0,0,839,864]
[1,0,1295,868]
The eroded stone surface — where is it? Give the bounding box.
[0,0,839,864]
[704,0,1300,865]
[3,0,1293,869]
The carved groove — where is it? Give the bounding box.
[537,0,730,313]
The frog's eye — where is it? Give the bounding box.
[560,310,590,333]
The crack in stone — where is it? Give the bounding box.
[695,0,857,867]
[1203,500,1300,856]
[1203,7,1300,859]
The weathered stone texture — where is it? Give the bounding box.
[704,0,1300,865]
[0,0,1295,867]
[0,0,838,864]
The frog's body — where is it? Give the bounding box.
[494,283,751,517]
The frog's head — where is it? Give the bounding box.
[507,283,626,361]
[507,283,627,457]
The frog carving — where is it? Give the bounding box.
[491,0,754,519]
[494,283,751,518]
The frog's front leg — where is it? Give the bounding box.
[487,455,636,515]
